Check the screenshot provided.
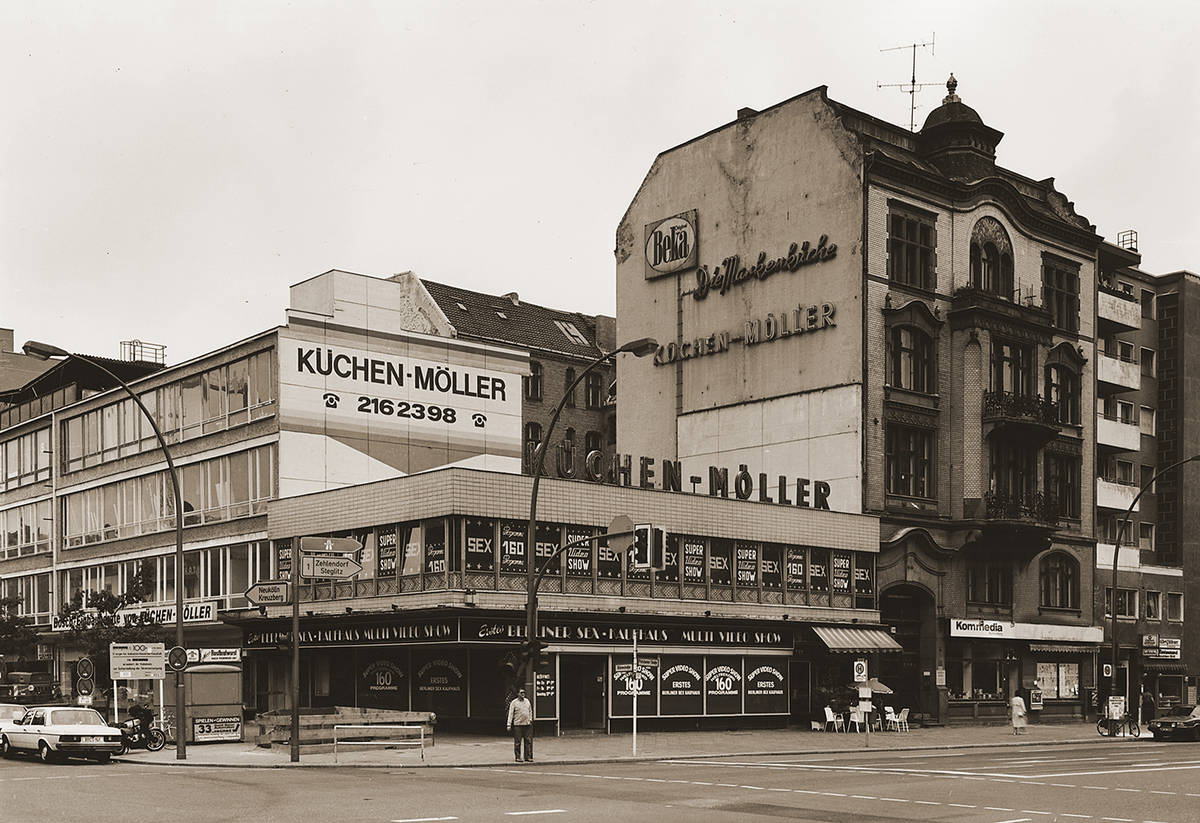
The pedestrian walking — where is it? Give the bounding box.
[507,688,534,762]
[1140,688,1155,724]
[1010,690,1027,735]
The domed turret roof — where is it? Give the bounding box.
[920,74,983,131]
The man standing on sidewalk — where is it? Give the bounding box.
[507,688,533,762]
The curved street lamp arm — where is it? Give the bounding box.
[1108,453,1200,704]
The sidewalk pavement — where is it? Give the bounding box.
[114,721,1145,769]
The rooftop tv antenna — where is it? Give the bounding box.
[878,34,937,132]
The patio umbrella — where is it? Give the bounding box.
[847,677,894,694]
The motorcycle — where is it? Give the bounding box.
[114,717,166,754]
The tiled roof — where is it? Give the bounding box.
[421,279,609,359]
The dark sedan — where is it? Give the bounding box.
[1148,704,1200,741]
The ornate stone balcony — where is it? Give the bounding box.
[982,391,1061,443]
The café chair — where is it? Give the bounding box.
[889,707,910,732]
[884,706,899,730]
[823,705,844,732]
[847,708,865,733]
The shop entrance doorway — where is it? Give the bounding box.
[879,584,937,722]
[559,655,606,730]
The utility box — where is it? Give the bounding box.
[184,663,243,743]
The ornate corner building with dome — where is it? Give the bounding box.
[616,75,1193,725]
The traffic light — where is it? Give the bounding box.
[499,651,520,679]
[521,637,551,667]
[631,524,666,570]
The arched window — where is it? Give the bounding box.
[1045,364,1079,425]
[524,362,543,402]
[888,326,934,393]
[564,367,576,408]
[970,217,1015,300]
[1039,552,1079,609]
[585,430,602,455]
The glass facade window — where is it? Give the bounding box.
[0,428,52,490]
[61,445,275,547]
[1036,662,1080,699]
[60,351,275,472]
[0,499,52,559]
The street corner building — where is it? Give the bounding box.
[0,76,1197,740]
[614,76,1198,724]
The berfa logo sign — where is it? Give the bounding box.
[644,210,698,278]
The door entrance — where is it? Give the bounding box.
[559,655,606,730]
[879,585,938,722]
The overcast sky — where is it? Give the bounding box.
[3,1,1196,364]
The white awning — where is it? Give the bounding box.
[813,626,903,653]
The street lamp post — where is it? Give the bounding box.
[1106,452,1200,731]
[523,337,657,696]
[23,341,187,760]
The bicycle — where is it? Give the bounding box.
[153,714,177,748]
[1097,713,1140,738]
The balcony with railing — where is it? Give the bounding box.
[982,391,1061,442]
[1097,351,1140,393]
[1097,283,1141,331]
[968,489,1058,557]
[1096,477,1140,512]
[1096,413,1141,453]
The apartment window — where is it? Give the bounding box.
[1097,514,1119,543]
[1040,552,1079,609]
[887,209,937,289]
[1141,288,1155,319]
[1138,523,1154,551]
[523,422,542,471]
[1145,591,1161,620]
[1140,465,1155,492]
[888,326,934,393]
[1141,348,1156,376]
[564,367,576,408]
[990,441,1036,499]
[1044,365,1079,425]
[1105,587,1138,618]
[1107,459,1134,484]
[884,423,934,499]
[1045,453,1081,519]
[991,340,1033,396]
[967,562,1012,606]
[584,372,603,409]
[1166,592,1183,621]
[1042,257,1080,332]
[524,361,543,402]
[1139,406,1155,436]
[970,217,1015,299]
[584,430,602,456]
[1116,340,1135,362]
[1115,401,1135,425]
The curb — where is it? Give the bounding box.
[112,734,1150,770]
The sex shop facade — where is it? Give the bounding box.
[233,466,891,732]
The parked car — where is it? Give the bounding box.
[1147,704,1200,741]
[0,672,61,704]
[0,705,123,763]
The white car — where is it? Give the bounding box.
[1,705,123,763]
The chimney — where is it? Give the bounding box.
[0,328,13,353]
[502,292,520,306]
[737,107,758,120]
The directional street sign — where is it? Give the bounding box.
[299,536,362,554]
[245,580,291,606]
[300,553,363,579]
[607,515,635,554]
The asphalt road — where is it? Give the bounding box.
[3,740,1199,822]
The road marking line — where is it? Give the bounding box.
[690,782,713,786]
[716,784,737,788]
[1020,812,1052,816]
[504,812,566,817]
[989,819,1031,823]
[822,792,847,797]
[1083,786,1109,790]
[1051,783,1077,787]
[1060,815,1092,819]
[914,800,941,805]
[1113,787,1141,792]
[667,779,690,783]
[949,803,977,808]
[794,789,819,794]
[1019,781,1046,785]
[740,786,764,790]
[850,795,876,800]
[645,778,667,782]
[391,818,458,823]
[1149,790,1174,794]
[767,788,790,792]
[984,807,1015,811]
[878,797,909,802]
[1099,818,1132,822]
